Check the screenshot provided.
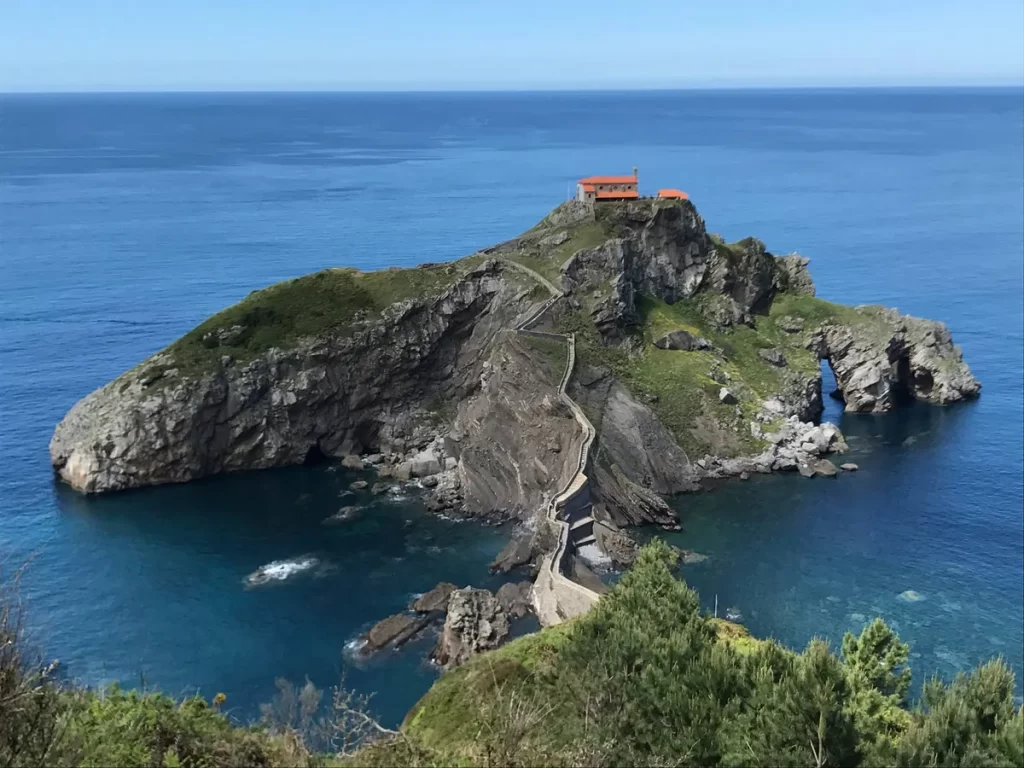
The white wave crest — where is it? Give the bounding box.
[244,556,320,587]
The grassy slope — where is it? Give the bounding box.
[137,255,488,383]
[402,618,764,760]
[562,280,893,459]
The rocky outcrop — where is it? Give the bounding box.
[50,261,536,494]
[362,612,430,653]
[774,254,816,296]
[701,417,849,479]
[815,308,980,412]
[411,582,456,614]
[703,238,777,326]
[432,588,510,669]
[654,330,712,351]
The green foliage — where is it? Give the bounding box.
[842,617,913,752]
[385,544,1023,768]
[141,257,485,382]
[63,684,293,768]
[879,660,1023,767]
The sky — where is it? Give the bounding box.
[2,0,1023,92]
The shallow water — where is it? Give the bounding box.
[1,89,1021,721]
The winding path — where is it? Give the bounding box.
[500,259,602,626]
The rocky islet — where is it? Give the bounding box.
[49,198,980,661]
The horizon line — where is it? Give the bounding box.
[3,82,1023,97]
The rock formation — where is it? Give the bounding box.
[814,309,980,412]
[432,587,510,669]
[50,198,980,565]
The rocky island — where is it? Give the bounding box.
[50,198,979,626]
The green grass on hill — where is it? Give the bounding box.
[136,256,487,384]
[506,216,621,285]
[557,277,901,459]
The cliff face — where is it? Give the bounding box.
[51,200,980,533]
[50,261,541,493]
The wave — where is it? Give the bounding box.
[243,555,319,588]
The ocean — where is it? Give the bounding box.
[1,89,1022,725]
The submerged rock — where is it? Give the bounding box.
[349,480,368,491]
[433,588,510,669]
[323,505,361,524]
[840,462,859,472]
[897,590,925,603]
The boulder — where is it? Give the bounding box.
[433,588,510,668]
[409,457,442,478]
[840,462,859,472]
[719,387,737,405]
[362,612,430,653]
[340,454,364,470]
[490,535,539,574]
[420,475,439,488]
[349,480,368,491]
[758,348,788,367]
[495,581,534,619]
[800,459,838,479]
[653,330,712,352]
[777,315,805,334]
[370,482,389,495]
[411,582,456,613]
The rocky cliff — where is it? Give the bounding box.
[51,199,980,540]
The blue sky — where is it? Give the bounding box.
[3,0,1023,91]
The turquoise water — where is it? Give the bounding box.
[1,90,1021,722]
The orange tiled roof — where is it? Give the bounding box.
[595,189,640,199]
[581,183,596,192]
[657,188,688,199]
[579,175,638,185]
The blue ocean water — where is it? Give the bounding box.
[1,90,1021,723]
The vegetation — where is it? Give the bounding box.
[2,547,1021,767]
[364,542,1024,767]
[505,215,622,285]
[136,256,487,383]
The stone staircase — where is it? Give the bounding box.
[499,258,602,626]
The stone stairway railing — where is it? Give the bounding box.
[498,258,602,626]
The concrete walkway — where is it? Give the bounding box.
[499,257,602,626]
